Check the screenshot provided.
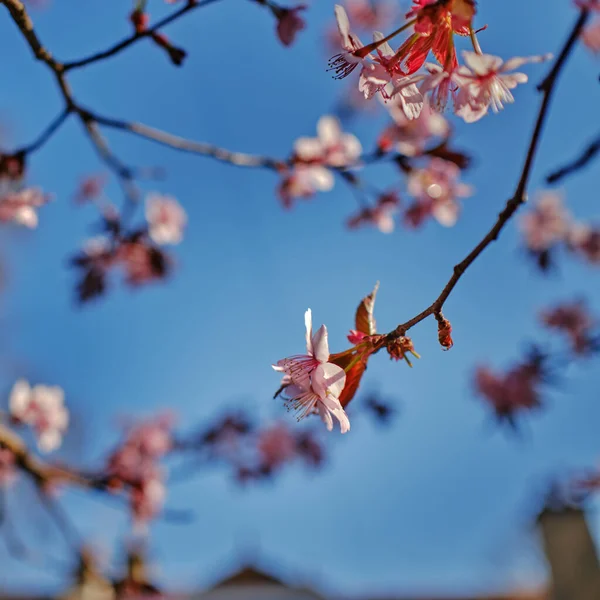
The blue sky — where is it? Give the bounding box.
[0,0,599,596]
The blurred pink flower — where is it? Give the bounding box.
[582,19,600,52]
[276,5,306,47]
[277,164,334,209]
[541,301,596,354]
[257,423,297,468]
[474,360,543,424]
[294,116,362,168]
[519,191,570,251]
[145,194,187,246]
[9,379,68,453]
[0,448,16,487]
[406,157,472,227]
[347,191,400,233]
[379,98,449,156]
[0,187,50,228]
[568,222,600,264]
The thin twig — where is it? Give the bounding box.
[63,0,224,71]
[92,114,286,170]
[386,8,590,340]
[546,132,600,184]
[16,108,71,156]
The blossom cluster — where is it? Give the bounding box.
[328,1,551,123]
[519,190,600,270]
[106,414,174,525]
[0,153,50,228]
[71,193,187,303]
[9,379,69,452]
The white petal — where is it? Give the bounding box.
[311,325,330,363]
[304,308,313,355]
[462,51,503,75]
[9,379,31,418]
[317,116,342,147]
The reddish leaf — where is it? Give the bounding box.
[329,351,367,408]
[355,282,379,336]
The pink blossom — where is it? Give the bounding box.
[576,0,600,10]
[519,191,570,252]
[275,5,306,47]
[541,301,595,355]
[454,51,551,123]
[406,157,472,227]
[294,116,362,168]
[273,309,349,433]
[277,164,334,209]
[0,448,16,487]
[0,187,50,228]
[568,222,600,264]
[145,194,187,246]
[116,240,169,286]
[474,360,543,424]
[328,4,370,80]
[347,191,400,233]
[379,98,449,156]
[9,379,68,453]
[130,472,166,525]
[582,19,600,53]
[257,423,297,468]
[74,174,107,205]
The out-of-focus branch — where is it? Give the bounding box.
[63,0,224,71]
[385,8,590,341]
[546,132,600,184]
[14,108,70,156]
[0,0,139,204]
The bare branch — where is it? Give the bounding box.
[546,132,600,184]
[63,0,224,71]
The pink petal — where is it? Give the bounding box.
[312,362,346,399]
[311,325,330,363]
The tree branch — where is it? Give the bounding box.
[63,0,224,71]
[92,113,286,170]
[386,8,590,340]
[546,132,600,184]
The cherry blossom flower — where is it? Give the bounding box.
[294,116,362,168]
[145,194,187,245]
[107,415,173,524]
[582,19,600,53]
[9,379,68,453]
[406,157,472,227]
[275,5,306,47]
[257,423,297,469]
[454,51,552,123]
[541,301,596,355]
[328,5,371,80]
[273,309,349,433]
[0,187,50,228]
[131,472,166,525]
[568,222,600,264]
[347,191,400,233]
[74,174,107,205]
[379,98,449,155]
[474,358,544,425]
[394,0,476,76]
[0,448,16,487]
[116,240,170,286]
[575,0,600,10]
[277,165,334,209]
[519,191,570,252]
